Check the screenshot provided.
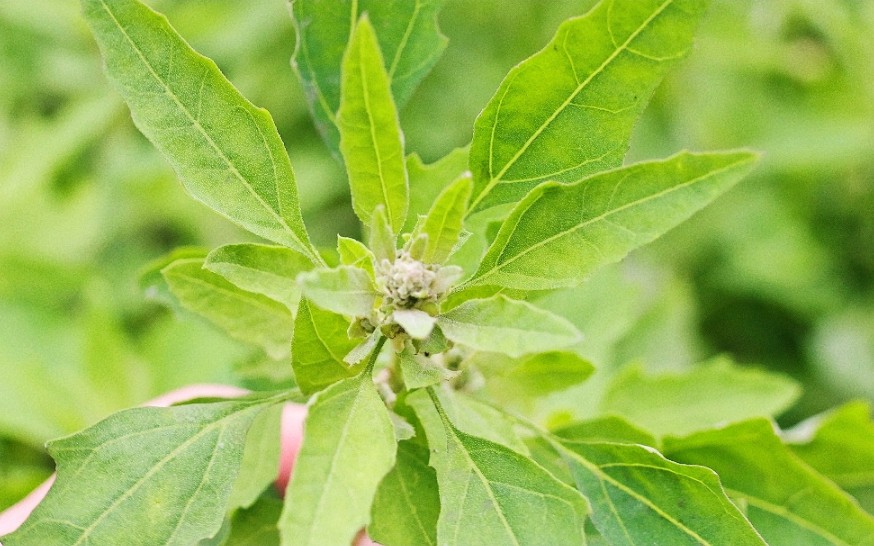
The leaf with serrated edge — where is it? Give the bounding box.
[417,175,472,264]
[665,419,874,546]
[468,151,758,290]
[437,295,582,357]
[297,266,376,318]
[81,0,320,263]
[4,393,289,546]
[205,243,312,310]
[555,439,766,545]
[292,298,362,395]
[468,0,708,213]
[338,16,409,232]
[279,362,396,546]
[163,258,293,360]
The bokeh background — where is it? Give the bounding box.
[2,0,872,511]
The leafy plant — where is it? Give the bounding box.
[4,0,874,545]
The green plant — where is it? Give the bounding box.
[4,0,874,544]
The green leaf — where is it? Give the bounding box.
[292,298,362,395]
[290,0,447,153]
[4,394,286,546]
[437,295,582,357]
[553,416,658,447]
[473,351,594,401]
[468,0,709,213]
[226,404,283,511]
[664,419,874,546]
[416,175,473,264]
[405,147,470,234]
[412,389,589,545]
[393,308,437,340]
[205,244,313,310]
[222,493,284,546]
[279,365,396,546]
[555,440,766,545]
[468,151,758,290]
[370,441,440,546]
[337,236,376,277]
[368,205,398,263]
[297,265,376,317]
[602,357,800,437]
[338,16,409,232]
[163,258,293,360]
[139,247,210,310]
[398,346,450,389]
[81,0,320,263]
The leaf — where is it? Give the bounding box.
[411,389,589,545]
[473,351,594,401]
[393,308,437,340]
[279,367,396,546]
[601,357,801,437]
[664,419,874,546]
[290,0,447,153]
[437,295,582,357]
[338,16,409,232]
[398,346,449,389]
[3,394,286,546]
[297,265,376,317]
[370,441,440,546]
[467,0,709,213]
[416,175,473,264]
[205,244,313,310]
[226,404,283,511]
[368,205,398,263]
[553,416,657,447]
[555,440,766,545]
[337,236,376,277]
[139,247,210,310]
[163,258,294,360]
[292,298,362,395]
[405,147,470,234]
[468,151,758,290]
[81,0,320,263]
[222,493,284,546]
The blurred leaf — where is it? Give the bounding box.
[291,297,362,395]
[139,247,210,310]
[475,351,594,401]
[553,416,657,447]
[297,265,376,317]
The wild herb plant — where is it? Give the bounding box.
[5,0,874,544]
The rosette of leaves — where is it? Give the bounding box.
[6,0,874,545]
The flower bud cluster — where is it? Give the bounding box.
[375,251,450,310]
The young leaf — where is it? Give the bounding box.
[163,258,293,360]
[467,0,709,213]
[467,151,758,290]
[370,441,440,546]
[601,357,800,437]
[369,205,398,263]
[437,295,582,357]
[81,0,320,263]
[338,16,409,232]
[205,243,313,310]
[279,363,396,546]
[398,346,449,389]
[554,440,767,545]
[405,147,470,233]
[393,308,437,340]
[417,175,473,264]
[3,394,287,546]
[411,389,589,545]
[297,265,376,317]
[664,419,874,545]
[337,236,376,277]
[290,0,447,153]
[292,298,362,395]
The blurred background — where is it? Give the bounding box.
[1,0,872,511]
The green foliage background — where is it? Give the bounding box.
[1,0,872,516]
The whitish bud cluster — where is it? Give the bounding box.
[375,251,448,309]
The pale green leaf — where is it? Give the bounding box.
[290,0,447,153]
[553,416,658,447]
[4,394,287,546]
[226,404,283,511]
[411,389,589,545]
[81,0,320,263]
[344,330,382,366]
[139,247,210,310]
[163,258,293,360]
[405,147,470,234]
[337,236,376,277]
[468,0,709,213]
[393,308,437,339]
[602,357,800,437]
[437,295,582,357]
[398,346,449,389]
[297,265,376,317]
[292,297,362,395]
[205,244,313,310]
[664,419,874,546]
[468,151,758,290]
[417,175,472,264]
[556,440,766,545]
[279,368,396,546]
[368,205,397,263]
[338,16,408,232]
[472,351,594,402]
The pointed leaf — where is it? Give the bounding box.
[405,147,470,233]
[393,308,437,340]
[205,244,313,310]
[398,347,448,389]
[81,0,320,263]
[468,0,709,213]
[437,295,582,357]
[297,266,376,317]
[468,151,758,290]
[338,16,408,232]
[279,370,396,546]
[555,440,766,545]
[553,416,657,447]
[417,175,473,264]
[4,394,286,546]
[227,404,283,511]
[369,205,397,263]
[665,419,874,546]
[163,258,293,360]
[292,297,362,395]
[337,236,376,277]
